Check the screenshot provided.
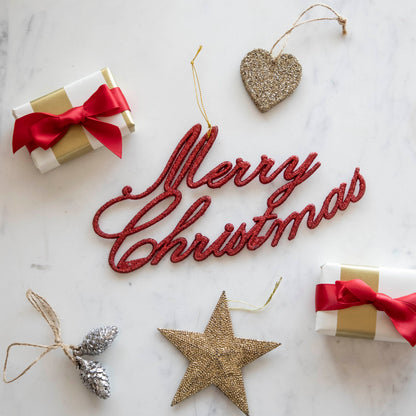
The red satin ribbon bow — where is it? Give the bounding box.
[12,84,130,158]
[315,279,416,346]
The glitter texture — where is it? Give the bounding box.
[76,356,111,399]
[73,326,119,356]
[159,291,280,415]
[240,48,302,112]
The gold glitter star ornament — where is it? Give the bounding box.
[158,291,280,415]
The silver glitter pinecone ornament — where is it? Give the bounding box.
[76,356,111,399]
[73,326,118,356]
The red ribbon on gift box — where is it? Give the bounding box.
[315,279,416,346]
[12,84,130,158]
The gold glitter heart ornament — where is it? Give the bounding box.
[240,48,302,113]
[239,4,347,113]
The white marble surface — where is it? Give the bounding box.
[1,0,416,415]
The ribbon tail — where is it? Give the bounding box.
[386,316,416,346]
[83,118,123,158]
[12,113,51,153]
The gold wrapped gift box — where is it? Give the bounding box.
[315,263,416,343]
[12,68,134,173]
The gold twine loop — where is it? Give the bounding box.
[228,277,283,312]
[190,45,212,138]
[3,290,76,384]
[270,3,347,58]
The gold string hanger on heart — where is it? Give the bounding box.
[240,3,347,113]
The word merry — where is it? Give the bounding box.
[93,124,365,273]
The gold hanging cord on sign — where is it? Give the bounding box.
[270,3,347,59]
[191,46,212,138]
[228,277,282,312]
[3,290,76,383]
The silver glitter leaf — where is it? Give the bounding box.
[76,356,111,399]
[73,326,118,356]
[240,48,302,112]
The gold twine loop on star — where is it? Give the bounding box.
[190,45,212,138]
[270,3,347,58]
[3,290,76,384]
[228,277,283,312]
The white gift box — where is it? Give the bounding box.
[315,262,416,343]
[12,68,134,173]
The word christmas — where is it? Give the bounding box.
[93,124,365,273]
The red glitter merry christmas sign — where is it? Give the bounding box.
[93,124,365,273]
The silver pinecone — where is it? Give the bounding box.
[73,326,118,356]
[76,356,111,399]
